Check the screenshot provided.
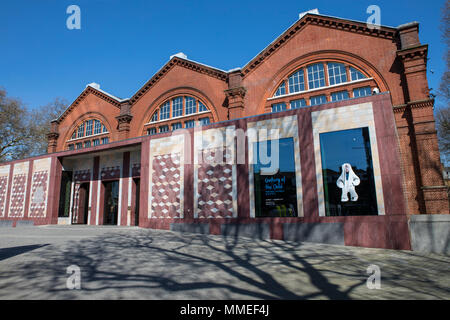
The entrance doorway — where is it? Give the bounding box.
[133,178,140,226]
[103,180,119,225]
[72,182,89,224]
[58,171,72,218]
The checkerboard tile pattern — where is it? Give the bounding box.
[197,147,234,218]
[151,153,182,218]
[28,170,49,217]
[0,175,8,217]
[9,174,27,217]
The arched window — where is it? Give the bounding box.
[269,60,375,112]
[66,118,110,150]
[145,95,212,134]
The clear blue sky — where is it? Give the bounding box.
[0,0,447,112]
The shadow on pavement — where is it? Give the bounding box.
[0,244,49,262]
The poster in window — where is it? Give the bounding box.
[320,127,378,216]
[253,138,298,217]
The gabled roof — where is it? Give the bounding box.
[54,84,124,124]
[129,55,228,105]
[56,12,409,121]
[241,13,399,76]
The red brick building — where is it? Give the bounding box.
[1,12,448,251]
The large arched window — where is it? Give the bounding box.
[269,61,375,113]
[66,119,110,150]
[144,95,212,135]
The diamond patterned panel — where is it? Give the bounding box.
[151,153,181,218]
[9,174,27,217]
[28,170,49,217]
[0,176,8,217]
[197,147,233,218]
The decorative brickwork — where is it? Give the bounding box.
[28,170,49,218]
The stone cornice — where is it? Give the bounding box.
[242,14,398,77]
[130,57,228,105]
[393,98,434,113]
[116,114,133,124]
[224,87,247,98]
[397,45,428,61]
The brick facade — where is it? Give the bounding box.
[1,12,447,249]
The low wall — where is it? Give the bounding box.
[409,215,450,255]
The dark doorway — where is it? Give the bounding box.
[133,178,140,226]
[73,183,89,224]
[103,180,119,225]
[58,171,72,218]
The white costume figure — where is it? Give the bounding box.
[336,163,360,202]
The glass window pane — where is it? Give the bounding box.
[84,141,91,148]
[327,62,347,86]
[147,128,157,135]
[199,117,210,126]
[271,103,286,113]
[307,63,326,89]
[274,81,286,97]
[101,137,109,144]
[76,142,82,149]
[77,123,85,138]
[151,111,158,122]
[353,87,372,98]
[93,139,100,146]
[172,97,183,117]
[350,67,367,81]
[331,91,350,102]
[288,69,305,93]
[85,120,93,136]
[319,127,378,216]
[160,101,170,120]
[94,120,101,135]
[290,99,307,109]
[253,138,298,217]
[310,95,327,106]
[172,122,182,131]
[185,120,196,128]
[185,97,197,115]
[159,125,169,133]
[198,101,208,112]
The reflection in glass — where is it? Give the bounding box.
[320,127,378,216]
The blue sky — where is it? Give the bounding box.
[0,0,447,111]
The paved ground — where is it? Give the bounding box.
[0,225,449,300]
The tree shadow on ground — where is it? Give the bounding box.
[0,229,449,300]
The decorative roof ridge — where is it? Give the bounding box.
[129,56,228,105]
[241,13,399,77]
[54,85,123,123]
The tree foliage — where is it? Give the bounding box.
[437,0,450,164]
[0,88,67,162]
